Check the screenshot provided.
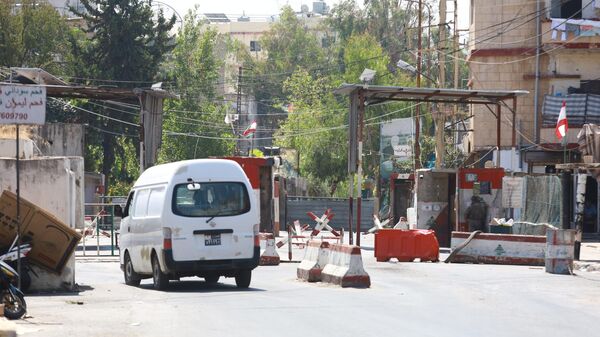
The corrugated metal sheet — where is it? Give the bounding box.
[285,197,375,231]
[542,94,600,127]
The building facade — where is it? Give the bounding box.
[467,0,600,173]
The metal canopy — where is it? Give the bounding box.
[334,83,529,105]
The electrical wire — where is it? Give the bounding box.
[49,98,140,127]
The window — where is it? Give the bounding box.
[550,0,583,19]
[172,182,250,218]
[132,189,150,218]
[250,41,261,52]
[147,187,166,218]
[123,191,135,217]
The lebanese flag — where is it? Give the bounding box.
[555,100,568,140]
[242,120,257,136]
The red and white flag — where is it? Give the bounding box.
[555,100,568,140]
[242,120,257,137]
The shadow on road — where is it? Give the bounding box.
[25,284,95,297]
[139,280,266,293]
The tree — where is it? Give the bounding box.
[158,10,234,162]
[71,0,175,191]
[276,68,347,196]
[0,0,72,74]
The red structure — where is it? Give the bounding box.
[223,157,276,235]
[374,229,439,262]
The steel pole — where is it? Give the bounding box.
[533,0,541,143]
[356,90,364,246]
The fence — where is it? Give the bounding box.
[81,202,122,256]
[285,196,376,232]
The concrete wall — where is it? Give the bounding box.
[469,0,537,50]
[0,123,85,157]
[0,156,84,291]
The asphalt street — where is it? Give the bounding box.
[13,246,600,337]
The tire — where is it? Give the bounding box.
[152,255,169,290]
[204,275,220,284]
[124,253,141,287]
[3,289,26,320]
[235,270,251,289]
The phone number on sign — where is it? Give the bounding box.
[0,112,29,120]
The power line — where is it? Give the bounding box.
[49,98,140,127]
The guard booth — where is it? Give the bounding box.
[414,169,456,247]
[456,168,505,232]
[223,157,276,235]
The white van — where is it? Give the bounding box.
[119,159,260,290]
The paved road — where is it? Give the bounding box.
[13,249,600,337]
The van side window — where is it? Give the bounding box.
[132,189,150,218]
[147,187,165,217]
[123,191,135,217]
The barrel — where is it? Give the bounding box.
[545,229,576,274]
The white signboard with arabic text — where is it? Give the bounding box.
[0,85,46,125]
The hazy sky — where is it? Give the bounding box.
[165,0,470,29]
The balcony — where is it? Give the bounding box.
[542,19,600,46]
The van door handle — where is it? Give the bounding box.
[127,226,130,232]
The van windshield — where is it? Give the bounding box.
[172,182,250,217]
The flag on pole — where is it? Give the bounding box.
[555,100,568,140]
[242,120,257,137]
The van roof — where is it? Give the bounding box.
[133,159,246,188]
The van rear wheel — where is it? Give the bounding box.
[152,255,169,290]
[124,253,141,287]
[235,270,251,289]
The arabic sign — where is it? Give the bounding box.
[0,85,46,125]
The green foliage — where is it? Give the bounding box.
[70,0,176,189]
[0,0,72,73]
[158,9,234,163]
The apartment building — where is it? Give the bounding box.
[467,0,600,173]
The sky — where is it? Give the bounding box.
[165,0,470,29]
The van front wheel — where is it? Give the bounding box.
[152,255,169,290]
[235,270,251,289]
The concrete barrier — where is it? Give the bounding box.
[297,240,330,282]
[450,232,546,266]
[259,233,280,266]
[546,229,576,275]
[321,243,370,288]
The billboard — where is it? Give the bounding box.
[0,85,46,125]
[379,117,414,216]
[380,117,414,180]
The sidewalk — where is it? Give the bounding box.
[575,241,600,272]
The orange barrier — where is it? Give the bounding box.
[374,229,439,262]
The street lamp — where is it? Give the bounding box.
[396,59,438,85]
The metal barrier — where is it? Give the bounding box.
[82,202,121,256]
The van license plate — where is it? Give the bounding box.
[205,234,221,246]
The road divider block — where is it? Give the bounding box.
[259,233,280,266]
[321,243,370,288]
[450,232,546,266]
[297,240,330,282]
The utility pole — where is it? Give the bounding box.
[453,0,459,91]
[415,0,422,170]
[356,91,364,246]
[434,0,446,169]
[236,66,243,155]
